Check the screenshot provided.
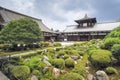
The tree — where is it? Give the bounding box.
[0,18,42,50]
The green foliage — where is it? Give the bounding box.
[105,26,120,38]
[102,26,120,50]
[63,54,69,59]
[9,65,30,80]
[102,38,120,50]
[65,58,75,68]
[0,18,42,44]
[89,50,112,68]
[47,47,55,53]
[53,42,61,47]
[105,67,118,75]
[111,44,120,60]
[65,50,79,56]
[22,56,44,70]
[40,42,50,47]
[52,59,65,69]
[61,72,84,80]
[56,50,65,58]
[73,54,88,77]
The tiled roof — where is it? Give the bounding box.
[64,22,120,33]
[0,6,53,33]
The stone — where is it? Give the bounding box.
[43,59,51,66]
[93,70,109,80]
[87,74,94,80]
[43,56,49,61]
[74,61,77,64]
[52,68,60,79]
[71,56,79,60]
[80,56,83,59]
[42,66,49,74]
[60,70,68,74]
[31,75,38,80]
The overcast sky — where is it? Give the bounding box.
[0,0,120,31]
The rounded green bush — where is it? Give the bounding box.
[52,59,65,69]
[56,50,65,58]
[65,50,79,56]
[10,65,30,80]
[89,50,112,68]
[65,58,75,68]
[40,42,50,47]
[62,72,84,80]
[105,67,118,75]
[47,47,55,53]
[63,54,69,59]
[111,44,120,60]
[102,38,120,50]
[53,42,61,47]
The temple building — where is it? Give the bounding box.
[0,6,58,41]
[63,14,120,41]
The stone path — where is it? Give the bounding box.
[0,71,9,80]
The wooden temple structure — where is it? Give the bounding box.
[0,6,58,41]
[0,6,120,41]
[63,14,120,41]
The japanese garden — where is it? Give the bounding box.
[0,17,120,80]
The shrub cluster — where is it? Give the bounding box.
[61,72,84,80]
[40,42,50,47]
[65,58,75,68]
[102,38,120,50]
[105,67,118,75]
[9,65,30,80]
[52,59,65,69]
[53,42,61,47]
[111,44,120,60]
[89,50,112,68]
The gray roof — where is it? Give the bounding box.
[64,22,120,33]
[0,6,53,33]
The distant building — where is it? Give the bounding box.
[63,14,120,41]
[0,6,58,41]
[0,6,120,42]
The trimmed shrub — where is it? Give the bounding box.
[62,72,84,80]
[102,38,120,50]
[53,42,61,47]
[65,58,75,68]
[52,59,65,69]
[40,42,50,47]
[89,50,112,68]
[9,65,30,80]
[105,67,118,75]
[63,54,69,59]
[65,50,79,56]
[111,44,120,60]
[56,50,65,58]
[47,47,55,53]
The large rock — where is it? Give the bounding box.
[31,75,38,80]
[93,70,109,80]
[87,74,94,80]
[52,68,60,79]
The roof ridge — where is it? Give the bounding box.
[0,6,42,21]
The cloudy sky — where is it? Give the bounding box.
[0,0,120,31]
